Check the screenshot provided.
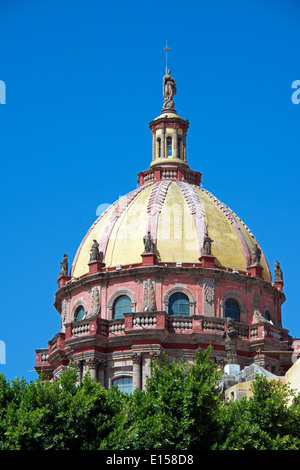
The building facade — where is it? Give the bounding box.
[35,69,292,393]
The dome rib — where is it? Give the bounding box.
[98,182,153,262]
[200,188,252,268]
[146,180,171,243]
[176,181,207,254]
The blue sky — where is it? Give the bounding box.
[0,0,299,382]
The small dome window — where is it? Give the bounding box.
[157,138,161,158]
[225,298,240,322]
[167,137,172,156]
[168,292,190,316]
[75,305,85,322]
[177,138,181,158]
[113,295,132,319]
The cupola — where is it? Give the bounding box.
[149,70,189,168]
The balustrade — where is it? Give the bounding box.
[168,316,192,331]
[133,313,157,328]
[65,314,285,343]
[109,319,125,335]
[72,322,90,336]
[202,317,225,333]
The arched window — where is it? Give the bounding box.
[263,310,271,321]
[75,305,85,322]
[225,298,240,322]
[112,376,133,394]
[167,137,172,156]
[177,138,181,158]
[113,295,132,319]
[157,138,161,158]
[168,292,190,316]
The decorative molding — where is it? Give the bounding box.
[131,352,142,364]
[61,299,68,332]
[142,279,156,312]
[88,286,101,317]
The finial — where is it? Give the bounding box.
[164,40,170,74]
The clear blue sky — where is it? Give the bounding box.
[0,0,299,382]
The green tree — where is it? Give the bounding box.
[0,365,123,450]
[215,374,300,450]
[1,353,300,450]
[100,346,223,450]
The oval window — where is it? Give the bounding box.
[75,305,85,322]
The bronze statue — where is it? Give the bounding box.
[59,254,68,277]
[90,239,100,262]
[143,231,154,253]
[163,70,177,109]
[274,260,283,281]
[222,317,238,364]
[251,244,261,266]
[203,233,213,255]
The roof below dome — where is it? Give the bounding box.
[71,180,271,282]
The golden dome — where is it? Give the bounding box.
[71,70,271,283]
[71,179,271,282]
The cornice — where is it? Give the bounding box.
[54,264,284,311]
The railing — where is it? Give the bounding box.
[168,316,192,331]
[202,317,225,333]
[62,314,287,342]
[269,325,284,341]
[133,312,157,328]
[109,319,125,335]
[72,322,90,336]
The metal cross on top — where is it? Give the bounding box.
[164,41,170,73]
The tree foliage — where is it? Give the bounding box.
[0,349,299,450]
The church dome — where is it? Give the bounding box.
[36,65,290,386]
[71,178,271,282]
[71,69,271,283]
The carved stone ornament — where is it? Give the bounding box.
[142,279,155,312]
[85,358,99,370]
[89,286,100,317]
[274,260,283,281]
[149,350,163,361]
[204,282,214,304]
[61,299,68,332]
[131,352,142,364]
[59,253,68,277]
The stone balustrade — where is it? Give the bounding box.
[72,322,90,336]
[108,319,125,335]
[168,316,192,331]
[39,314,288,369]
[64,314,287,342]
[133,312,157,328]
